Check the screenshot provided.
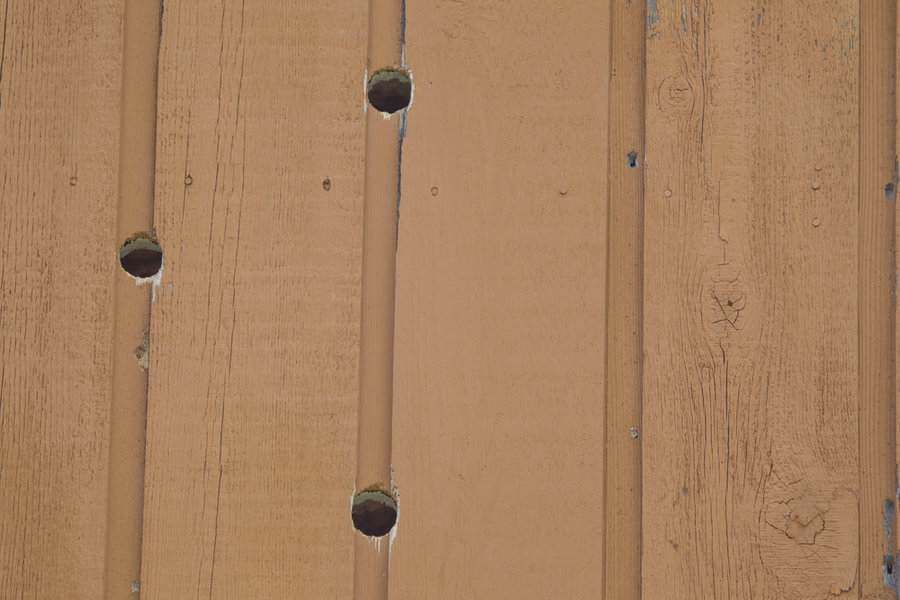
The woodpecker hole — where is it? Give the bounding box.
[367,68,412,114]
[351,488,397,537]
[119,233,163,279]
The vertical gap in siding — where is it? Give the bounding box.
[860,1,898,596]
[604,1,645,599]
[355,0,404,597]
[105,1,162,598]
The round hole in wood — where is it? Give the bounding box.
[367,68,412,114]
[119,233,163,279]
[351,489,397,537]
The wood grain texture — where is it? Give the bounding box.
[859,2,897,599]
[642,2,859,598]
[0,1,125,598]
[388,2,610,597]
[140,1,367,597]
[105,1,162,598]
[354,2,403,598]
[605,2,644,598]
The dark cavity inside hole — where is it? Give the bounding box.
[627,151,638,169]
[351,489,397,537]
[119,234,163,278]
[367,68,412,114]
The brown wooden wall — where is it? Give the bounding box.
[1,1,898,599]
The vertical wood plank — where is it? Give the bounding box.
[389,2,610,597]
[605,1,645,598]
[859,2,897,598]
[0,1,125,597]
[105,1,163,597]
[642,1,859,598]
[354,1,403,597]
[140,1,367,597]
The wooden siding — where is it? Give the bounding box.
[1,1,898,599]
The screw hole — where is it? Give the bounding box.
[367,68,412,114]
[351,488,397,537]
[119,233,163,279]
[627,151,638,169]
[323,177,331,191]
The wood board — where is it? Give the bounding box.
[0,1,125,598]
[139,1,367,597]
[389,1,611,596]
[642,2,860,597]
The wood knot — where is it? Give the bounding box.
[702,273,746,334]
[657,75,695,119]
[759,484,857,596]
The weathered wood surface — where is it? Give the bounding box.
[0,1,125,598]
[140,1,367,597]
[388,1,611,597]
[642,2,860,597]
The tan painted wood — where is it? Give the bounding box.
[355,2,403,597]
[859,2,898,599]
[642,2,859,598]
[388,1,610,596]
[105,1,163,598]
[605,2,645,598]
[140,1,367,597]
[0,1,125,598]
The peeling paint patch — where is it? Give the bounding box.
[132,326,150,372]
[647,0,659,30]
[887,467,900,597]
[887,158,898,200]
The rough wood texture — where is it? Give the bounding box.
[860,2,897,599]
[642,2,859,597]
[388,1,610,596]
[605,2,645,598]
[140,1,367,597]
[0,1,124,598]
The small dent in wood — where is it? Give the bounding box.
[626,151,638,169]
